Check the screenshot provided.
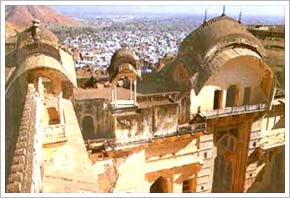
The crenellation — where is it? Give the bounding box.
[8,172,23,183]
[6,182,21,193]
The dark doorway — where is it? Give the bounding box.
[213,90,224,109]
[47,107,60,125]
[150,176,170,193]
[182,178,196,193]
[212,148,233,192]
[212,132,236,192]
[243,87,251,105]
[81,116,95,140]
[226,85,238,107]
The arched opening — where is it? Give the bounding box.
[36,77,61,125]
[81,116,95,140]
[150,176,170,193]
[212,131,236,192]
[213,89,224,109]
[243,87,251,105]
[212,148,233,192]
[226,85,238,107]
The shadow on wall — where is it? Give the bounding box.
[5,75,28,187]
[247,146,285,193]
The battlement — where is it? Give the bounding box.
[6,84,42,193]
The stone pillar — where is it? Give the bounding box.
[130,80,133,100]
[114,85,118,106]
[173,174,183,193]
[38,77,44,102]
[59,92,64,125]
[222,90,227,108]
[134,80,137,105]
[111,86,115,105]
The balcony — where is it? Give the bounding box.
[202,103,267,119]
[42,124,67,145]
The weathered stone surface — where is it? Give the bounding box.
[17,135,27,142]
[14,148,26,156]
[6,182,21,193]
[12,155,25,164]
[15,141,27,150]
[11,164,24,173]
[8,172,23,183]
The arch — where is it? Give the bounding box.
[178,15,266,78]
[191,49,271,96]
[150,176,170,193]
[30,70,62,95]
[212,147,233,192]
[81,115,95,140]
[6,54,76,94]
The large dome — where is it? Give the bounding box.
[178,15,266,76]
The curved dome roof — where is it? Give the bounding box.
[178,15,266,76]
[16,26,59,49]
[108,48,139,81]
[109,48,138,71]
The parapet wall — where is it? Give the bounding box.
[6,84,41,193]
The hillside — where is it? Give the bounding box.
[5,5,80,38]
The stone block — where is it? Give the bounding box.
[12,156,25,164]
[6,182,21,193]
[17,135,27,142]
[14,148,26,156]
[8,172,23,183]
[15,141,27,150]
[11,164,24,173]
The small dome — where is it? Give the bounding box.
[109,48,138,72]
[16,24,59,49]
[108,47,139,82]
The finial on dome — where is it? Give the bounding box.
[222,5,226,16]
[203,9,208,23]
[238,10,242,24]
[31,19,40,42]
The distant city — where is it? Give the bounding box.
[52,5,285,24]
[55,5,284,72]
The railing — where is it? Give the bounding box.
[43,124,67,145]
[86,122,206,151]
[203,103,267,119]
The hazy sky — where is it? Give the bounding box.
[52,5,285,17]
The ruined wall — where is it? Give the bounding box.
[178,94,191,124]
[113,104,178,143]
[247,146,285,192]
[114,108,152,143]
[152,104,178,136]
[190,56,268,114]
[92,129,218,193]
[245,99,285,192]
[73,98,113,140]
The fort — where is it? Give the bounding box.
[5,13,285,193]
